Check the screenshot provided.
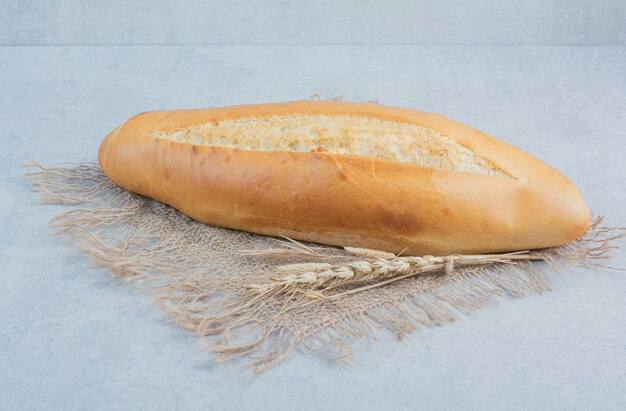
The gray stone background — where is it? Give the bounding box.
[1,1,625,410]
[1,0,625,45]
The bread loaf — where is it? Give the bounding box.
[98,101,591,255]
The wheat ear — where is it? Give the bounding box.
[244,242,545,298]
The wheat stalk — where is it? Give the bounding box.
[243,241,546,298]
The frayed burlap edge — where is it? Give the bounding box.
[25,161,625,373]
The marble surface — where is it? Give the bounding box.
[0,45,625,410]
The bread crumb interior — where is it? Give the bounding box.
[155,114,510,178]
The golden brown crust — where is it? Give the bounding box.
[98,101,591,255]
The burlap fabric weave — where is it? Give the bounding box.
[26,162,624,373]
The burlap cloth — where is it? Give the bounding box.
[26,162,624,373]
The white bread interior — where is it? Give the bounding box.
[155,114,511,178]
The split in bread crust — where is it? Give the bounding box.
[154,114,512,178]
